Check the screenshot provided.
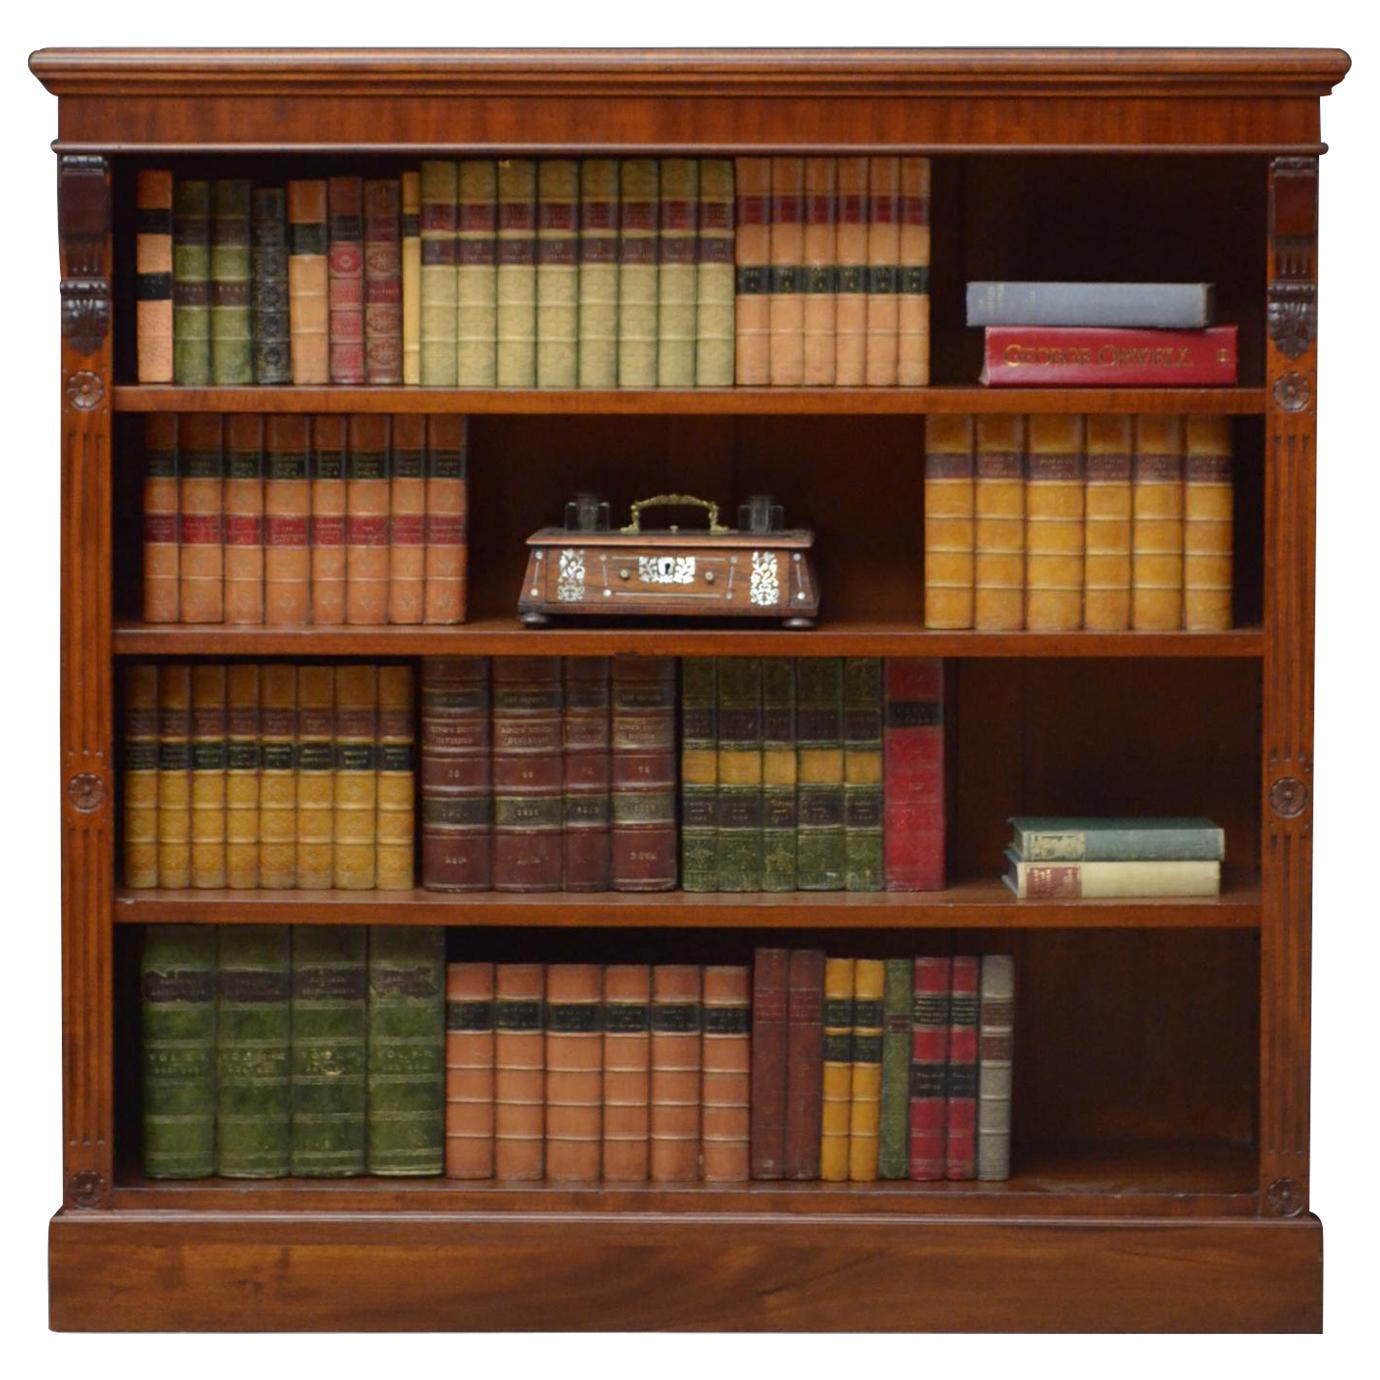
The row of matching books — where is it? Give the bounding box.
[140,413,467,625]
[924,413,1233,633]
[123,664,415,891]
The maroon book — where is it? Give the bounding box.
[909,955,950,1180]
[492,657,564,892]
[749,947,789,1179]
[562,657,612,892]
[421,657,492,891]
[783,948,825,1181]
[883,658,947,890]
[326,176,365,384]
[981,324,1238,387]
[610,658,677,891]
[362,178,403,385]
[945,955,980,1180]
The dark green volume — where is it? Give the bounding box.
[843,657,884,891]
[760,658,797,892]
[877,957,913,1178]
[716,657,764,892]
[795,657,846,890]
[680,658,719,892]
[141,925,217,1178]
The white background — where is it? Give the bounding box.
[1,1,1375,1367]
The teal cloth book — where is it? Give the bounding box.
[876,957,913,1178]
[1009,816,1224,862]
[716,657,763,892]
[680,657,718,892]
[843,657,884,891]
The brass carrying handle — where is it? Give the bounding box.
[621,493,728,534]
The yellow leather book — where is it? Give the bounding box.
[924,414,975,629]
[1025,414,1086,631]
[896,157,931,387]
[847,958,885,1182]
[190,664,227,889]
[401,170,421,386]
[657,158,699,387]
[864,156,901,387]
[295,665,335,890]
[333,664,378,890]
[156,663,191,889]
[123,664,160,890]
[833,156,869,387]
[287,179,330,385]
[1084,415,1134,631]
[258,663,297,890]
[496,160,538,387]
[801,156,837,386]
[1184,415,1234,631]
[376,664,416,891]
[225,663,260,889]
[767,157,805,387]
[536,159,580,389]
[973,414,1026,631]
[819,956,855,1182]
[1133,414,1186,630]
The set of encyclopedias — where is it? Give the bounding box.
[923,413,1234,632]
[140,413,467,625]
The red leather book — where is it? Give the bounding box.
[327,176,366,384]
[491,656,563,891]
[264,415,310,625]
[611,657,677,891]
[308,414,347,626]
[420,657,491,891]
[345,414,390,625]
[222,414,265,625]
[783,947,825,1181]
[883,658,947,891]
[945,955,980,1180]
[980,325,1238,387]
[362,178,403,385]
[749,947,788,1179]
[908,955,950,1180]
[562,658,612,892]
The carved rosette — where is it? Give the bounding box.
[67,771,107,813]
[1266,1177,1305,1218]
[1272,371,1312,413]
[1268,775,1308,819]
[68,1169,108,1209]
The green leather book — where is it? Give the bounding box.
[419,161,459,386]
[210,179,253,384]
[536,159,579,388]
[760,658,797,891]
[617,159,659,386]
[716,657,763,892]
[843,657,884,891]
[368,926,446,1175]
[457,160,498,386]
[656,158,698,386]
[291,925,368,1177]
[496,159,538,387]
[876,957,913,1178]
[680,657,718,892]
[695,159,735,386]
[577,158,619,388]
[172,178,211,385]
[796,658,846,890]
[141,925,217,1179]
[215,925,291,1178]
[251,187,291,384]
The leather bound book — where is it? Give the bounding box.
[650,964,702,1183]
[250,187,291,384]
[223,414,265,625]
[695,158,735,387]
[333,664,378,890]
[419,161,459,386]
[494,962,545,1180]
[287,179,330,384]
[974,415,1026,631]
[1083,415,1134,631]
[981,325,1238,386]
[135,169,174,382]
[308,414,348,625]
[749,948,788,1179]
[819,955,854,1182]
[423,414,469,624]
[896,157,932,386]
[877,957,913,1179]
[1025,414,1086,631]
[617,158,660,387]
[545,964,605,1183]
[401,170,422,385]
[363,178,403,384]
[291,926,368,1177]
[141,413,179,623]
[457,160,499,387]
[216,925,291,1177]
[420,657,492,891]
[1184,414,1234,631]
[767,157,805,386]
[141,925,217,1177]
[783,947,825,1180]
[388,414,427,624]
[578,158,620,389]
[833,156,869,387]
[492,656,564,891]
[535,159,580,389]
[977,953,1015,1182]
[327,176,366,384]
[346,414,391,625]
[716,657,764,893]
[177,413,224,624]
[657,158,699,387]
[680,657,718,892]
[909,956,951,1180]
[847,958,885,1182]
[733,158,771,386]
[884,658,947,891]
[189,664,228,889]
[172,178,211,384]
[1132,414,1187,630]
[445,961,496,1180]
[801,156,837,386]
[795,657,846,891]
[843,657,884,892]
[602,964,652,1182]
[563,658,612,892]
[701,965,751,1183]
[294,665,335,890]
[257,663,297,890]
[864,157,901,387]
[945,954,980,1180]
[924,414,976,629]
[761,658,798,892]
[367,926,446,1176]
[496,159,538,387]
[376,665,416,891]
[611,657,678,891]
[262,415,310,625]
[123,664,160,889]
[225,664,260,889]
[156,663,192,889]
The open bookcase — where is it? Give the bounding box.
[33,47,1347,1332]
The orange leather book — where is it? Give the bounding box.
[1184,415,1234,631]
[294,665,335,890]
[602,964,651,1182]
[263,415,311,626]
[388,414,427,624]
[225,663,260,889]
[308,414,347,626]
[141,413,179,623]
[346,415,391,625]
[1133,414,1186,630]
[494,963,545,1181]
[122,664,160,890]
[650,964,702,1183]
[258,663,297,889]
[767,157,805,386]
[733,158,771,385]
[286,179,330,385]
[189,664,227,889]
[801,157,837,386]
[924,415,976,629]
[700,965,751,1183]
[973,415,1026,631]
[223,414,265,624]
[1025,414,1086,631]
[445,961,496,1180]
[1084,415,1134,631]
[177,414,224,624]
[896,157,931,387]
[156,663,192,889]
[833,157,869,386]
[332,664,377,890]
[376,664,416,891]
[864,156,901,387]
[545,964,604,1183]
[135,169,174,382]
[423,415,468,624]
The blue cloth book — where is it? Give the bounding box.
[1008,816,1224,862]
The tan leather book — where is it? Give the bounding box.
[401,170,422,386]
[345,415,390,626]
[847,958,885,1181]
[156,663,192,889]
[388,414,427,624]
[864,157,901,387]
[189,664,227,889]
[896,157,931,387]
[445,962,496,1180]
[258,663,297,890]
[263,414,311,626]
[545,964,604,1183]
[1184,415,1234,631]
[657,158,699,387]
[294,665,335,890]
[141,413,179,623]
[308,415,347,625]
[974,415,1026,630]
[694,159,735,387]
[617,159,659,387]
[819,955,854,1182]
[924,414,976,629]
[650,964,702,1182]
[1025,414,1086,631]
[536,159,580,389]
[578,157,620,389]
[701,965,751,1183]
[767,157,805,386]
[423,415,468,624]
[733,158,771,385]
[135,169,174,383]
[376,664,415,891]
[833,157,870,386]
[225,663,260,889]
[1084,415,1134,631]
[494,963,545,1180]
[332,664,377,890]
[457,160,499,387]
[286,179,330,384]
[223,414,265,625]
[419,160,459,386]
[123,664,160,890]
[178,413,224,624]
[602,964,651,1182]
[1133,414,1187,630]
[496,159,538,387]
[801,157,837,386]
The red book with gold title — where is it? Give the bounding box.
[981,325,1238,386]
[327,176,365,384]
[909,955,950,1180]
[563,657,612,891]
[421,657,492,892]
[362,178,403,384]
[883,658,947,891]
[945,955,980,1180]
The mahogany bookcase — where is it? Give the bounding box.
[31,47,1348,1332]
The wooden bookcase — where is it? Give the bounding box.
[32,47,1348,1333]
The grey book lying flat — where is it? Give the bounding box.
[966,281,1215,328]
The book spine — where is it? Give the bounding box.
[445,961,496,1180]
[367,926,446,1176]
[884,658,947,891]
[611,657,678,891]
[733,158,771,386]
[982,325,1239,386]
[819,956,854,1182]
[909,956,951,1180]
[376,665,415,892]
[864,156,900,387]
[141,925,217,1177]
[716,656,763,892]
[694,158,735,387]
[306,414,346,625]
[945,955,979,1180]
[650,964,702,1183]
[1010,858,1220,898]
[257,663,297,889]
[189,664,228,889]
[177,413,224,624]
[760,657,798,892]
[617,159,659,387]
[363,178,403,384]
[210,179,254,384]
[977,953,1015,1182]
[833,157,869,386]
[545,963,604,1183]
[783,947,825,1180]
[421,657,492,891]
[924,414,975,629]
[345,414,391,625]
[767,157,805,387]
[122,664,160,889]
[496,159,538,387]
[602,964,652,1182]
[141,413,179,622]
[1132,414,1186,630]
[333,664,377,890]
[388,414,427,624]
[294,665,334,890]
[494,962,545,1180]
[1025,414,1086,631]
[1083,415,1134,631]
[215,925,291,1178]
[222,413,265,625]
[749,947,788,1179]
[562,657,612,892]
[843,657,884,891]
[135,169,174,382]
[974,414,1026,631]
[657,158,699,387]
[457,160,499,387]
[492,656,564,891]
[967,281,1215,329]
[536,159,580,388]
[291,926,368,1176]
[225,664,260,889]
[172,178,211,385]
[679,657,719,893]
[847,958,885,1181]
[287,180,329,384]
[156,663,192,889]
[250,186,291,384]
[419,161,459,386]
[877,957,913,1179]
[401,171,422,386]
[896,157,931,386]
[801,156,837,386]
[327,176,366,384]
[263,414,311,625]
[1015,822,1225,862]
[422,414,468,624]
[795,657,845,890]
[1185,415,1234,631]
[701,965,751,1183]
[578,158,620,389]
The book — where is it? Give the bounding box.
[695,158,735,387]
[602,965,652,1182]
[966,281,1216,329]
[445,961,496,1179]
[733,158,771,385]
[981,325,1239,387]
[611,657,678,891]
[495,159,538,387]
[617,159,659,387]
[562,657,612,892]
[363,178,403,384]
[286,180,329,384]
[973,414,1025,631]
[795,658,845,890]
[749,947,789,1180]
[494,963,545,1180]
[864,156,900,387]
[177,413,224,624]
[1025,414,1086,631]
[847,958,885,1181]
[225,664,260,889]
[423,414,468,624]
[257,663,297,889]
[333,664,378,890]
[291,926,368,1177]
[884,658,947,891]
[135,169,174,382]
[924,415,976,629]
[909,955,950,1180]
[215,925,291,1178]
[819,956,854,1182]
[327,176,366,384]
[945,955,980,1180]
[172,178,211,385]
[375,664,415,891]
[877,957,912,1179]
[801,156,837,386]
[768,156,805,386]
[679,657,718,892]
[701,965,751,1183]
[457,160,499,387]
[421,657,492,891]
[209,179,253,384]
[491,657,564,891]
[649,964,701,1183]
[1084,415,1134,631]
[141,413,179,623]
[1132,414,1186,630]
[1184,414,1234,631]
[419,160,459,385]
[716,657,763,892]
[658,158,699,387]
[367,926,445,1176]
[977,953,1015,1182]
[141,926,217,1178]
[156,663,192,889]
[577,158,620,389]
[264,414,311,625]
[1004,852,1222,898]
[760,658,798,892]
[783,948,825,1180]
[401,170,422,386]
[222,414,265,624]
[843,657,884,891]
[306,413,346,625]
[1009,816,1225,862]
[896,157,931,386]
[544,963,604,1183]
[388,414,427,624]
[833,156,869,387]
[189,664,228,889]
[536,159,580,388]
[293,665,334,890]
[345,414,390,625]
[123,664,160,889]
